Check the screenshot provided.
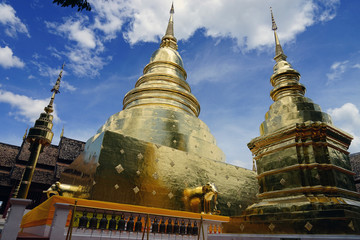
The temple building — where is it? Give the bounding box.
[0,4,360,239]
[0,135,85,215]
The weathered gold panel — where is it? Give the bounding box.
[61,130,258,216]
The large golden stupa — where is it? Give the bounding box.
[61,4,257,216]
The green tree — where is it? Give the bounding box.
[52,0,91,11]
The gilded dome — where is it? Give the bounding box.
[150,47,184,69]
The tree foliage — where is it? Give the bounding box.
[52,0,91,11]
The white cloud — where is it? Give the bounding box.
[0,46,25,68]
[328,103,360,154]
[61,80,77,92]
[46,17,97,49]
[315,0,340,22]
[32,61,61,78]
[0,89,60,123]
[326,60,349,83]
[89,0,339,50]
[0,3,30,38]
[31,62,77,91]
[46,15,107,77]
[67,47,110,77]
[45,0,340,77]
[352,63,360,69]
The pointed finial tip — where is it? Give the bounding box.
[23,127,28,140]
[170,2,174,14]
[60,125,64,138]
[270,7,278,31]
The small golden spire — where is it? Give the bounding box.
[23,127,28,141]
[44,62,65,114]
[160,3,178,50]
[165,2,174,36]
[270,7,287,62]
[60,125,64,138]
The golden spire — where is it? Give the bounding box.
[60,125,64,138]
[165,2,174,36]
[270,7,287,62]
[44,63,64,114]
[23,127,28,141]
[160,2,178,50]
[15,63,65,199]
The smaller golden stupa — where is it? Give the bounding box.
[224,8,360,234]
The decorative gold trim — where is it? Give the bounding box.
[123,87,199,106]
[125,103,194,116]
[257,163,355,179]
[123,88,200,116]
[136,74,191,92]
[123,92,199,116]
[258,185,360,199]
[143,61,187,79]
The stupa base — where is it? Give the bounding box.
[223,194,360,235]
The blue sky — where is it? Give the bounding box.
[0,0,359,169]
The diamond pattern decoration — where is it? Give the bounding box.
[172,124,176,128]
[152,172,158,180]
[120,149,125,154]
[227,202,231,208]
[115,164,124,174]
[168,192,174,199]
[96,162,100,167]
[170,161,175,167]
[268,223,275,231]
[280,178,286,186]
[152,190,156,196]
[184,196,188,200]
[173,139,177,144]
[315,174,320,180]
[137,153,143,160]
[136,170,141,175]
[348,221,355,231]
[93,180,96,185]
[239,224,245,231]
[171,115,175,118]
[225,175,229,180]
[155,158,159,162]
[239,204,242,209]
[114,184,119,190]
[304,222,313,231]
[133,186,140,194]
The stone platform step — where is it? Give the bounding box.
[16,232,49,240]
